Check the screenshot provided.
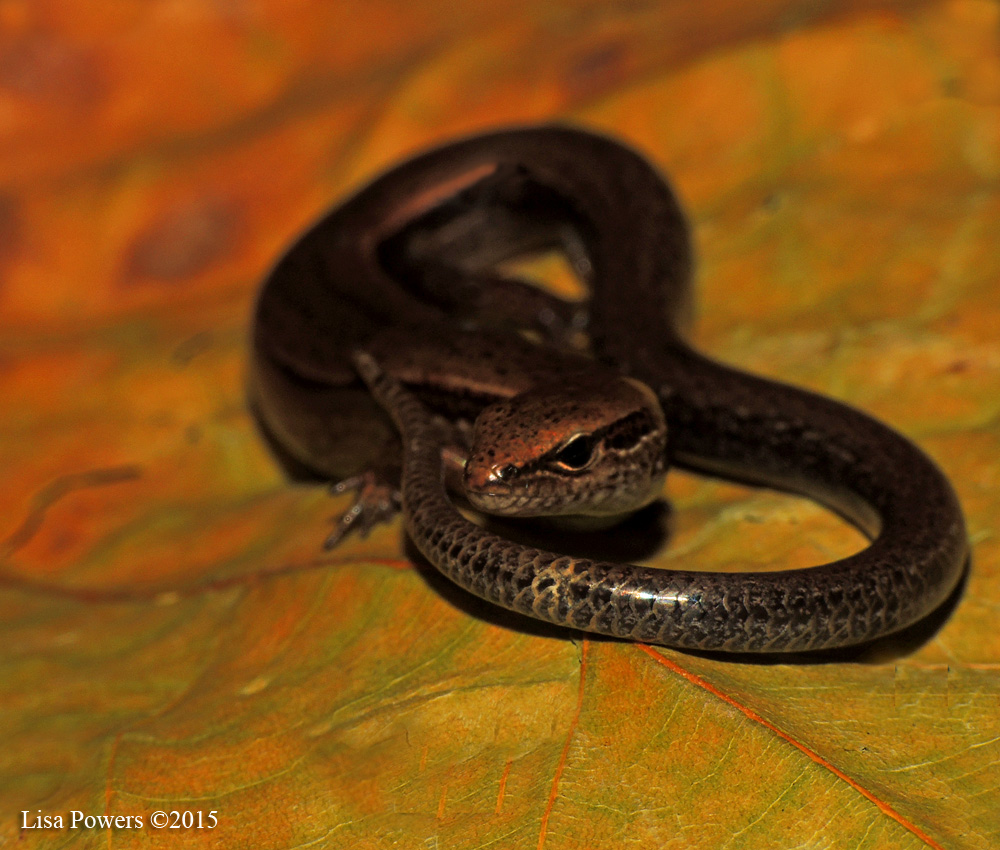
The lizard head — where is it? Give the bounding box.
[463,375,668,520]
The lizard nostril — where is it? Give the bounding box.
[493,464,519,483]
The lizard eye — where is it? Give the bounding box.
[553,434,595,471]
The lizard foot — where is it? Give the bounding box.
[324,471,402,550]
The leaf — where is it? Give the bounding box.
[1,1,998,848]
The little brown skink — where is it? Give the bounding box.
[250,125,968,653]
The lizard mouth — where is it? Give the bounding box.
[463,461,545,516]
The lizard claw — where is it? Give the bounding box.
[324,471,402,549]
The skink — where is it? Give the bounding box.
[250,125,967,653]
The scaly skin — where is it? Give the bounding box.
[354,351,958,653]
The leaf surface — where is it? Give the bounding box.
[1,1,998,847]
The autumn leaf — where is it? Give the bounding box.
[1,1,998,848]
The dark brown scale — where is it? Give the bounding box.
[604,410,654,450]
[253,125,968,653]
